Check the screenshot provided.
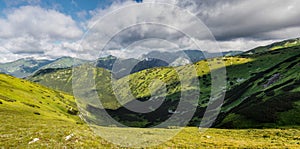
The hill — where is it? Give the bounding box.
[1,75,300,148]
[0,73,109,147]
[27,38,300,128]
[244,38,300,55]
[102,43,300,128]
[40,56,88,70]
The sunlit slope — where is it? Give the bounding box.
[0,74,80,120]
[27,39,300,128]
[244,38,300,54]
[100,45,300,127]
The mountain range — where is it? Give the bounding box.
[0,57,88,78]
[25,38,300,128]
[1,37,300,148]
[0,50,242,79]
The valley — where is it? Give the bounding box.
[1,38,300,148]
[26,38,300,128]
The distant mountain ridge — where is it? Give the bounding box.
[1,50,242,78]
[3,38,299,78]
[0,57,88,78]
[27,37,300,128]
[0,58,53,78]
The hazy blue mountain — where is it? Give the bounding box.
[0,57,88,78]
[95,55,117,70]
[0,58,53,78]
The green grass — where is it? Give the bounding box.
[245,38,300,54]
[27,40,300,128]
[2,73,300,148]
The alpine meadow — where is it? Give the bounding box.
[1,0,300,148]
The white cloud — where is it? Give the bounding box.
[0,6,83,63]
[0,6,82,39]
[78,0,300,59]
[0,47,23,63]
[79,1,219,60]
[176,0,300,41]
[1,0,300,63]
[216,39,282,52]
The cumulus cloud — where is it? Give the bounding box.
[0,47,23,63]
[0,0,299,62]
[0,6,83,62]
[176,0,300,41]
[0,6,82,39]
[77,0,300,60]
[79,1,219,60]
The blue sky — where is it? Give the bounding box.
[0,0,115,21]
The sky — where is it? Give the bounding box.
[0,0,299,62]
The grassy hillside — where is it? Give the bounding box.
[27,39,300,128]
[244,38,300,54]
[0,74,79,120]
[217,46,300,128]
[2,74,300,148]
[0,74,101,147]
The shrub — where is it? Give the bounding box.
[238,93,298,123]
[265,90,275,96]
[67,108,79,115]
[21,102,40,108]
[281,85,295,91]
[0,95,16,102]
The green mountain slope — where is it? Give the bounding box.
[101,44,300,127]
[40,56,88,70]
[0,73,80,118]
[2,74,300,148]
[0,74,87,147]
[27,38,300,128]
[217,46,300,128]
[244,38,300,55]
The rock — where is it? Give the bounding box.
[263,73,281,88]
[205,135,212,139]
[65,133,74,141]
[28,138,39,144]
